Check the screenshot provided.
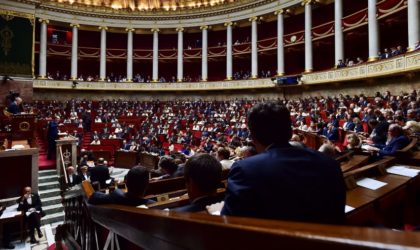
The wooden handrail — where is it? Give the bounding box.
[59,146,68,185]
[89,204,420,250]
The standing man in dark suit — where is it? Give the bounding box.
[89,158,111,189]
[7,97,22,115]
[173,154,223,213]
[47,117,59,160]
[16,187,44,243]
[221,102,346,224]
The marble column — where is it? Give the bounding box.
[407,0,419,51]
[201,25,208,81]
[334,0,344,64]
[303,0,313,72]
[176,27,184,82]
[152,28,159,82]
[38,19,48,79]
[368,0,379,61]
[126,28,134,82]
[275,10,285,76]
[250,17,258,78]
[70,24,79,80]
[225,22,233,80]
[99,26,107,81]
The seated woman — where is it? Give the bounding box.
[16,186,44,244]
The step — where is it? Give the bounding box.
[39,174,59,182]
[39,188,61,198]
[41,211,65,225]
[41,196,62,206]
[43,203,64,215]
[39,181,60,191]
[39,169,58,177]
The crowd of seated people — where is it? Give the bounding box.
[26,90,418,168]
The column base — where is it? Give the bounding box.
[406,47,414,52]
[251,75,258,79]
[70,77,77,80]
[303,69,313,73]
[201,79,208,82]
[152,79,159,83]
[276,72,285,76]
[367,56,379,62]
[177,79,183,82]
[126,79,133,83]
[98,78,105,82]
[37,76,47,79]
[225,76,233,81]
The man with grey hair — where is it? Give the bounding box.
[366,124,409,157]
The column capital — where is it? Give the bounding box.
[249,16,258,22]
[125,28,135,32]
[98,26,108,30]
[224,21,233,27]
[70,23,80,28]
[274,9,284,15]
[151,28,160,33]
[200,25,209,30]
[38,18,49,24]
[301,0,314,6]
[176,27,184,32]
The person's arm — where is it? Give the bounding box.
[33,194,43,211]
[88,192,113,205]
[221,162,253,216]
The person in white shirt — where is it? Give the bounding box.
[216,147,234,170]
[91,138,101,145]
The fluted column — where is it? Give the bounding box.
[152,28,159,82]
[126,28,134,82]
[368,0,379,61]
[201,25,208,81]
[99,26,107,81]
[408,0,419,51]
[176,27,184,82]
[303,0,313,72]
[334,0,344,64]
[250,17,258,79]
[70,23,79,80]
[225,22,233,80]
[275,10,285,76]
[38,19,48,79]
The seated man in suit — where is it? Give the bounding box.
[89,158,111,189]
[366,124,410,157]
[173,154,223,213]
[88,166,154,206]
[16,186,44,244]
[221,102,346,224]
[66,166,82,187]
[152,156,184,180]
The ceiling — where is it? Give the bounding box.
[51,0,237,11]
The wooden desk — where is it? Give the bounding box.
[139,153,159,171]
[115,151,138,169]
[0,212,25,242]
[340,155,370,173]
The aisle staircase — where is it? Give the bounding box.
[38,169,64,226]
[36,135,56,170]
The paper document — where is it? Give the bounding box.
[345,205,355,213]
[356,178,387,190]
[386,166,420,178]
[0,211,19,219]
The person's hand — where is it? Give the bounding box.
[206,201,224,215]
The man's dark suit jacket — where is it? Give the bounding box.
[16,193,43,214]
[379,135,410,157]
[221,143,346,225]
[89,165,111,188]
[88,189,154,206]
[173,195,223,213]
[68,174,82,187]
[7,102,19,114]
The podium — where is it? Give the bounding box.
[11,114,35,141]
[56,136,78,178]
